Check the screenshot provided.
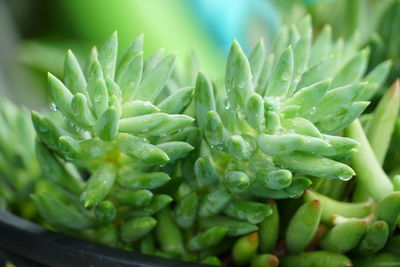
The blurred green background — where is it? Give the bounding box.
[0,0,280,109]
[0,0,398,109]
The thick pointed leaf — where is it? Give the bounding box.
[98,31,118,79]
[225,40,253,111]
[135,53,176,101]
[195,72,216,129]
[64,50,87,95]
[264,46,293,97]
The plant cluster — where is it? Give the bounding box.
[369,0,400,84]
[282,0,400,85]
[1,16,400,267]
[0,98,41,219]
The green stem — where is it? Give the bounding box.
[345,119,393,201]
[367,80,400,165]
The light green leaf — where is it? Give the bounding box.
[98,31,118,80]
[264,46,293,97]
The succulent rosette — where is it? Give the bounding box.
[193,16,389,202]
[30,33,196,242]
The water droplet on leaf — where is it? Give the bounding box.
[50,102,58,111]
[94,95,102,102]
[281,72,291,81]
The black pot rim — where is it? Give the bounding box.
[0,210,208,267]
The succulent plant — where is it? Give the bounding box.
[193,16,389,203]
[279,0,398,86]
[369,0,400,84]
[30,33,196,239]
[2,15,399,267]
[0,98,41,219]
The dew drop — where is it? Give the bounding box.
[74,125,83,132]
[63,152,73,161]
[38,124,49,133]
[50,102,58,111]
[223,97,231,110]
[281,72,291,81]
[293,76,301,86]
[216,144,225,151]
[338,175,351,181]
[236,108,245,120]
[94,95,102,102]
[80,192,87,202]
